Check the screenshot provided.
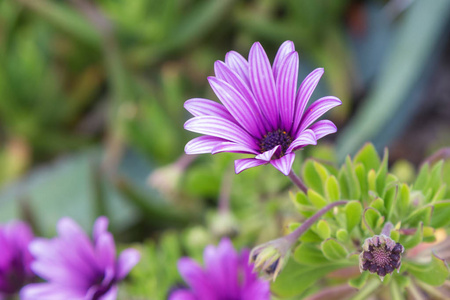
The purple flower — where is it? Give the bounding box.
[0,221,34,297]
[21,217,140,300]
[169,238,270,300]
[184,41,341,175]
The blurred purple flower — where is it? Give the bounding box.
[0,220,34,298]
[21,217,140,300]
[184,40,341,175]
[169,238,270,300]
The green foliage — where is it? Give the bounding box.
[284,143,450,299]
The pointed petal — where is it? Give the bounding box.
[277,51,298,131]
[255,145,280,162]
[93,216,108,243]
[184,98,233,121]
[273,40,295,80]
[234,158,267,174]
[214,61,270,134]
[225,51,250,85]
[291,68,324,132]
[211,142,259,155]
[185,136,226,154]
[184,116,258,150]
[309,120,337,140]
[116,248,140,280]
[298,96,342,134]
[177,258,217,300]
[209,76,265,138]
[95,232,115,270]
[270,153,295,176]
[249,42,279,129]
[287,129,317,153]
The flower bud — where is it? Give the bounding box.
[249,238,291,281]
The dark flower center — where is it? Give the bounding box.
[362,243,403,276]
[259,129,293,155]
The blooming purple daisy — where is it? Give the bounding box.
[20,216,140,300]
[0,220,34,298]
[184,41,341,175]
[169,238,270,300]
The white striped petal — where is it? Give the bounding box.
[309,120,337,140]
[255,145,280,162]
[211,142,259,155]
[249,42,279,130]
[185,136,225,154]
[184,98,234,121]
[297,96,342,135]
[184,116,258,150]
[209,76,266,138]
[277,51,299,131]
[225,51,250,86]
[273,40,295,80]
[287,129,317,153]
[234,158,267,174]
[291,68,324,132]
[270,153,296,176]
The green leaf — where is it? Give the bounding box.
[271,259,350,298]
[403,206,433,227]
[430,201,450,228]
[355,163,368,201]
[313,161,330,186]
[375,148,389,196]
[384,185,398,221]
[369,198,385,214]
[349,271,369,289]
[293,243,327,265]
[336,228,349,242]
[316,220,331,240]
[405,253,449,286]
[325,175,340,202]
[413,163,429,191]
[354,143,381,172]
[345,200,363,232]
[303,160,323,193]
[429,161,444,195]
[400,222,423,249]
[321,238,348,261]
[338,167,350,199]
[362,208,382,233]
[398,184,410,219]
[345,156,361,200]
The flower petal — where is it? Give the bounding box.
[93,216,108,243]
[184,98,234,121]
[184,116,258,150]
[95,232,115,271]
[234,158,267,174]
[185,136,226,154]
[255,145,280,162]
[225,51,250,85]
[287,129,317,153]
[169,289,197,300]
[270,153,295,176]
[211,142,259,155]
[178,258,217,300]
[209,76,265,138]
[249,42,279,129]
[20,283,84,300]
[116,248,140,280]
[98,285,118,300]
[273,40,295,80]
[309,120,337,140]
[297,96,342,134]
[291,68,324,133]
[277,51,299,131]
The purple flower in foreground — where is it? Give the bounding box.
[21,217,140,300]
[184,40,341,175]
[169,238,270,300]
[0,221,34,298]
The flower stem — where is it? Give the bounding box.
[288,170,308,193]
[381,222,394,237]
[285,200,348,245]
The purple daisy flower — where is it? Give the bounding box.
[169,238,270,300]
[0,220,34,298]
[184,40,341,175]
[20,216,140,300]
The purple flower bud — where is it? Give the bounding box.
[359,234,404,281]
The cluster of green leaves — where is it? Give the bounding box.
[272,143,450,299]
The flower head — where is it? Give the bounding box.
[169,238,270,300]
[184,41,341,175]
[359,234,404,280]
[0,220,34,297]
[21,216,140,300]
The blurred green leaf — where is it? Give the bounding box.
[321,238,348,261]
[345,201,362,232]
[405,253,449,286]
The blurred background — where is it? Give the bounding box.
[0,0,449,298]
